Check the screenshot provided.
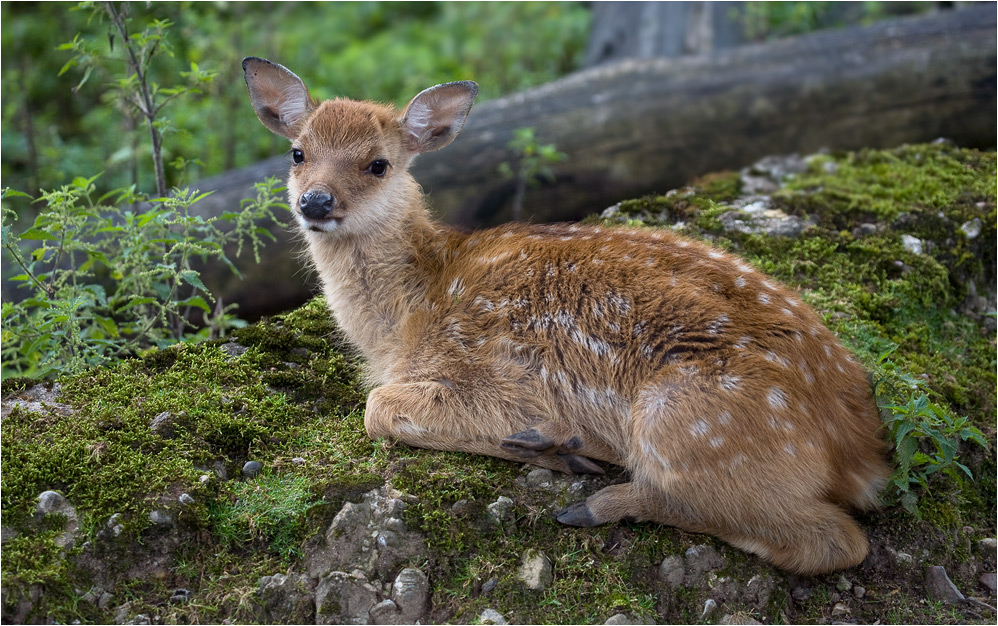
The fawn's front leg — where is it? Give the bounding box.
[364,381,604,474]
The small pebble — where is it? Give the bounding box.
[481,578,498,594]
[178,493,195,505]
[291,457,306,465]
[242,461,262,477]
[480,608,507,625]
[835,574,852,592]
[701,598,718,619]
[831,602,849,616]
[526,468,554,488]
[852,585,866,599]
[979,572,996,594]
[198,474,211,485]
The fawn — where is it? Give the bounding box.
[243,57,890,575]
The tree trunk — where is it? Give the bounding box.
[187,5,996,318]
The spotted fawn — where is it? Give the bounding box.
[243,57,890,575]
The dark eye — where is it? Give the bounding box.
[368,159,389,177]
[291,149,304,165]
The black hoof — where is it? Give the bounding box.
[556,501,601,527]
[557,453,605,475]
[500,428,554,458]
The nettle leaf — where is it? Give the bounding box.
[19,228,57,241]
[179,270,207,291]
[176,295,210,313]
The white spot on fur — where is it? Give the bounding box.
[473,296,495,311]
[734,276,747,288]
[766,387,787,409]
[591,258,604,265]
[785,297,800,308]
[824,344,834,358]
[717,411,733,425]
[763,351,789,367]
[632,321,648,337]
[761,279,776,290]
[784,443,797,457]
[720,375,741,391]
[710,436,725,448]
[447,277,465,297]
[781,308,794,317]
[733,336,753,349]
[690,419,710,438]
[758,292,771,305]
[730,454,748,469]
[707,314,730,335]
[709,251,723,259]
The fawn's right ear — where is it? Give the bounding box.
[242,57,315,139]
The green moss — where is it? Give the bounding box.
[3,144,994,625]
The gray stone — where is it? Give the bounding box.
[34,490,79,548]
[292,457,306,465]
[149,411,176,436]
[887,548,915,567]
[979,538,997,554]
[220,342,248,358]
[978,573,996,594]
[148,510,173,527]
[369,599,401,625]
[242,461,263,477]
[526,468,554,488]
[481,578,498,594]
[831,602,850,616]
[701,598,718,620]
[391,567,430,623]
[791,586,812,603]
[835,574,852,593]
[258,572,314,624]
[376,530,398,549]
[315,570,379,625]
[213,460,229,480]
[658,555,685,589]
[518,550,553,591]
[198,474,211,485]
[852,585,866,599]
[901,234,923,254]
[605,613,636,624]
[331,500,372,536]
[925,565,965,604]
[451,499,474,517]
[960,218,982,239]
[684,544,725,585]
[178,493,195,505]
[480,608,508,625]
[487,496,514,524]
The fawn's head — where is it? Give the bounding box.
[242,57,477,236]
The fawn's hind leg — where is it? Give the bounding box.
[364,382,601,474]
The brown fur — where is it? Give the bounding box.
[243,57,891,575]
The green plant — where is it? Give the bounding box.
[872,346,987,516]
[498,126,567,221]
[211,471,321,559]
[59,2,216,196]
[1,176,284,378]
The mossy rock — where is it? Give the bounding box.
[1,143,994,625]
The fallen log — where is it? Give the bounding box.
[192,5,996,317]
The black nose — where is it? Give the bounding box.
[299,191,334,219]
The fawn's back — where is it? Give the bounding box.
[243,57,890,575]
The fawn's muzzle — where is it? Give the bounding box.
[299,191,335,220]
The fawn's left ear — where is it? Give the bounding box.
[242,56,316,139]
[399,81,478,154]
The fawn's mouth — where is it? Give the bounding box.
[298,210,346,233]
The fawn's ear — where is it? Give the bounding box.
[242,57,315,139]
[399,81,478,154]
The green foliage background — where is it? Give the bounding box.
[1,2,591,199]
